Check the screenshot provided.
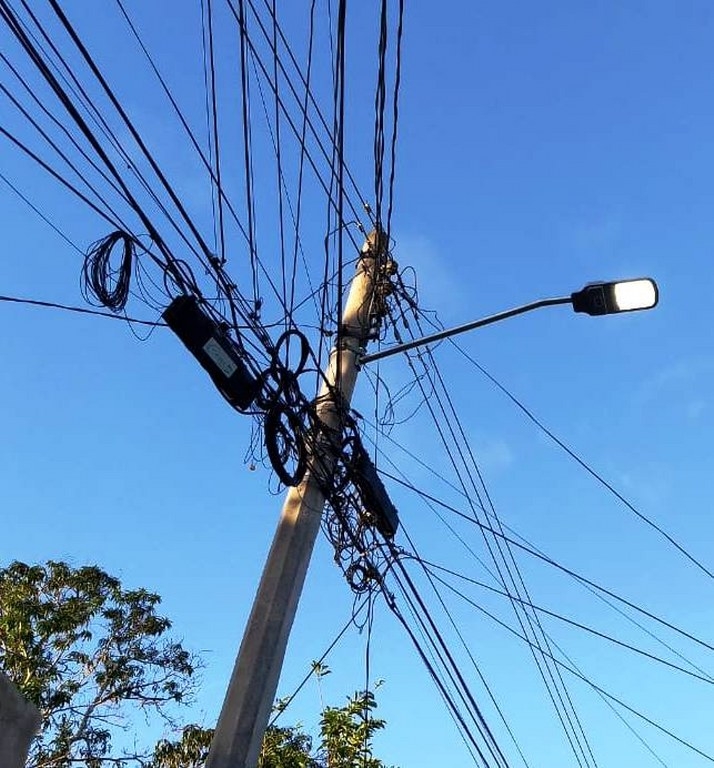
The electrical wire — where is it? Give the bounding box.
[437,574,714,764]
[418,558,714,687]
[365,419,714,683]
[0,169,81,253]
[0,293,164,326]
[380,469,714,655]
[267,595,370,727]
[382,299,596,768]
[452,340,714,582]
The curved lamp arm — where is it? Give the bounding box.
[360,277,658,366]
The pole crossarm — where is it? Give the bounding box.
[359,296,572,365]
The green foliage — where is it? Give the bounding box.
[0,560,198,768]
[149,725,213,768]
[147,722,319,768]
[259,724,318,768]
[150,689,394,768]
[318,690,388,768]
[1,561,396,768]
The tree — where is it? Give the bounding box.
[148,722,319,768]
[318,690,388,768]
[0,560,198,767]
[1,561,396,768]
[149,686,394,768]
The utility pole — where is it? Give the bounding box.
[0,671,41,768]
[206,231,389,768]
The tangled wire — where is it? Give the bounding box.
[259,329,318,487]
[81,230,137,311]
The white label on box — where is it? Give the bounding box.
[203,337,238,378]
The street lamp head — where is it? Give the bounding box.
[571,278,659,316]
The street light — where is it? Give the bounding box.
[359,277,659,365]
[571,278,658,316]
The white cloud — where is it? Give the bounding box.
[393,233,468,321]
[635,356,713,409]
[472,436,514,474]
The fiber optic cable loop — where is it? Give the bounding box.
[264,402,309,487]
[326,420,360,495]
[345,560,381,595]
[260,328,313,486]
[81,230,137,312]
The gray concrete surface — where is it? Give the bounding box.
[0,671,40,768]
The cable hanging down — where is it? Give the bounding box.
[81,230,137,312]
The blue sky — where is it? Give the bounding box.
[2,2,714,766]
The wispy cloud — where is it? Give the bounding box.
[394,233,468,320]
[636,356,713,407]
[472,436,515,475]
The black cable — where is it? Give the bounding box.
[398,296,599,767]
[383,302,594,768]
[0,0,183,286]
[381,469,714,654]
[0,73,133,232]
[204,0,227,268]
[236,0,371,244]
[123,0,309,348]
[6,0,286,370]
[43,0,217,275]
[115,0,311,361]
[0,122,118,230]
[395,526,533,768]
[269,0,288,334]
[81,230,136,311]
[381,537,514,767]
[7,0,217,296]
[1,50,134,216]
[442,577,714,765]
[332,0,347,393]
[373,0,388,228]
[362,434,675,765]
[362,596,375,767]
[365,418,714,681]
[235,0,261,312]
[246,48,318,333]
[424,339,599,768]
[0,294,164,326]
[268,596,370,727]
[419,559,714,687]
[547,636,671,768]
[37,0,267,352]
[289,0,316,322]
[385,0,404,241]
[255,0,373,230]
[114,0,251,253]
[377,556,511,767]
[0,169,81,253]
[453,341,714,581]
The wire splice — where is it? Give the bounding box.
[162,295,258,411]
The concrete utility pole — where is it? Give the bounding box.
[0,671,41,768]
[206,232,388,768]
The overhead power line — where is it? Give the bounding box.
[452,341,714,581]
[0,294,164,326]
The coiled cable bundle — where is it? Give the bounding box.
[81,230,136,311]
[260,329,314,487]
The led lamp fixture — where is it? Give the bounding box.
[163,295,258,411]
[571,278,658,316]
